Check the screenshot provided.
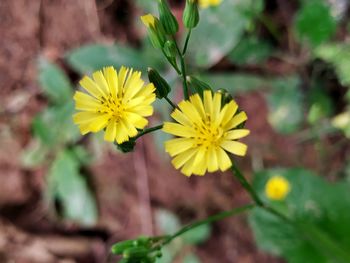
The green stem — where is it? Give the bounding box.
[135,125,163,139]
[172,36,189,100]
[161,204,255,247]
[182,29,192,55]
[230,164,264,207]
[164,96,177,109]
[161,49,181,74]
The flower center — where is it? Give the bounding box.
[98,93,124,121]
[193,116,223,148]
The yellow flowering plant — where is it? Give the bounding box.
[70,1,349,262]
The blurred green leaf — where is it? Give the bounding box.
[307,83,333,125]
[21,140,49,168]
[314,43,350,86]
[200,73,269,95]
[182,224,211,245]
[250,168,350,263]
[228,36,272,65]
[183,253,201,263]
[38,58,73,104]
[33,101,80,146]
[65,43,165,75]
[48,150,98,226]
[267,76,303,134]
[187,0,263,68]
[155,209,181,235]
[294,0,336,46]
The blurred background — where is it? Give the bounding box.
[0,0,350,262]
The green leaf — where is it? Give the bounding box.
[21,140,49,168]
[38,58,73,104]
[182,224,211,245]
[155,209,181,235]
[65,43,165,75]
[307,82,333,125]
[249,168,350,263]
[183,253,201,263]
[294,0,336,46]
[228,36,272,65]
[314,43,350,86]
[266,76,304,134]
[187,0,263,68]
[48,150,98,226]
[32,102,80,146]
[199,73,269,95]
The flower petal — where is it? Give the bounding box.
[220,141,248,156]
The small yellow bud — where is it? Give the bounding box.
[141,14,156,28]
[140,14,166,49]
[265,175,290,201]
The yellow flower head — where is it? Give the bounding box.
[141,14,156,28]
[163,90,249,176]
[265,175,291,201]
[73,66,156,143]
[199,0,222,8]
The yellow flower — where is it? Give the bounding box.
[265,176,291,201]
[199,0,222,8]
[163,90,249,176]
[73,66,156,143]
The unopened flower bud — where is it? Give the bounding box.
[111,240,135,255]
[123,247,149,260]
[183,0,199,29]
[148,68,171,99]
[158,0,179,34]
[186,76,212,97]
[163,40,177,59]
[141,14,166,49]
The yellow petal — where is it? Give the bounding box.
[171,148,198,169]
[104,120,117,142]
[189,93,206,119]
[165,138,194,157]
[103,66,119,100]
[118,66,129,95]
[79,76,105,99]
[163,122,195,137]
[73,112,105,124]
[124,112,148,129]
[224,111,247,130]
[92,70,109,96]
[74,91,101,111]
[121,118,138,138]
[178,101,203,125]
[219,100,238,126]
[170,109,192,127]
[216,148,232,171]
[203,90,213,116]
[115,121,129,144]
[180,154,197,176]
[123,71,144,101]
[207,146,218,172]
[225,129,250,140]
[212,92,222,122]
[220,141,248,156]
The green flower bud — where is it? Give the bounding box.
[111,240,135,255]
[123,247,149,260]
[148,68,171,99]
[163,40,177,59]
[158,0,179,34]
[186,76,212,97]
[115,139,136,153]
[141,14,166,49]
[183,0,199,29]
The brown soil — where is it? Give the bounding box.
[0,0,348,263]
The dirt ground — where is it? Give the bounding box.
[0,0,348,262]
